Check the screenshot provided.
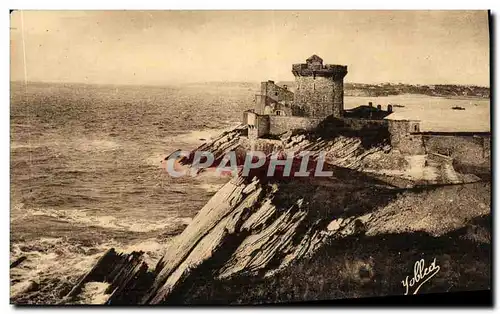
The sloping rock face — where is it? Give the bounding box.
[142,176,266,303]
[142,176,402,304]
[66,125,490,304]
[180,182,490,305]
[144,125,400,303]
[172,125,480,186]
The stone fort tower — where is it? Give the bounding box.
[292,55,348,118]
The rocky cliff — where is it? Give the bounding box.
[62,125,490,304]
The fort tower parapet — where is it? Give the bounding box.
[292,55,348,118]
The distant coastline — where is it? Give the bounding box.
[344,93,489,102]
[272,81,489,99]
[11,80,490,100]
[344,83,490,99]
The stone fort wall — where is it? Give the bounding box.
[291,56,347,119]
[387,120,425,155]
[243,111,270,139]
[341,118,388,130]
[268,116,322,136]
[239,137,284,154]
[293,76,343,118]
[256,81,294,115]
[423,135,490,170]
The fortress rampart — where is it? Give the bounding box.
[268,116,322,135]
[291,63,348,79]
[241,54,490,175]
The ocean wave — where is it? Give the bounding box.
[13,205,192,233]
[10,236,172,304]
[73,138,121,152]
[198,183,226,193]
[10,237,108,303]
[174,124,240,146]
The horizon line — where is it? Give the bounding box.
[10,80,490,89]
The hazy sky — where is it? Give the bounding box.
[10,10,490,86]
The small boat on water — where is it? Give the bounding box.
[451,106,466,110]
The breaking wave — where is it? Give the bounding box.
[12,205,192,233]
[10,236,172,304]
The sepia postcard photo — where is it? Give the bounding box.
[9,10,491,305]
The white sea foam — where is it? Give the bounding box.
[10,237,107,301]
[14,206,192,233]
[76,282,111,304]
[10,236,172,304]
